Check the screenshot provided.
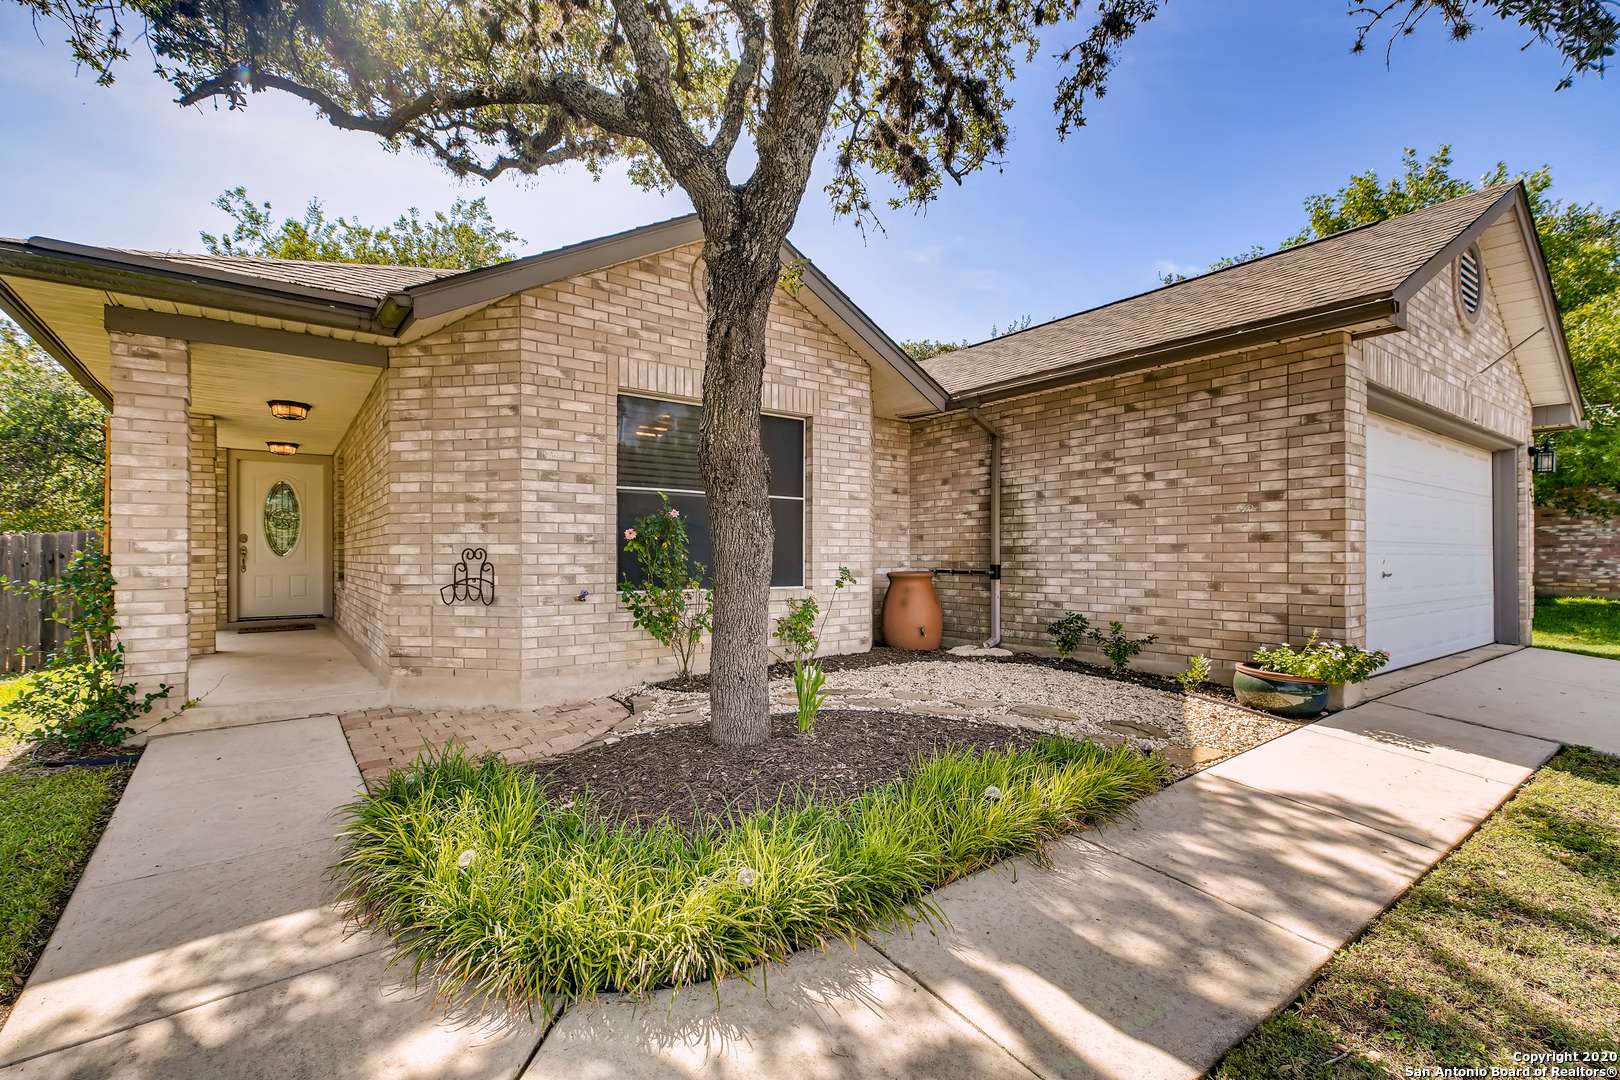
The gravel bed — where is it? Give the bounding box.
[625,654,1306,778]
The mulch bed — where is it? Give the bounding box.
[531,709,1044,829]
[19,740,145,770]
[653,645,1238,703]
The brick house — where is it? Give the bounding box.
[0,182,1583,733]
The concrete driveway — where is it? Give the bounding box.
[1377,647,1619,754]
[0,647,1610,1079]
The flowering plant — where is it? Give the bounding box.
[1250,634,1390,685]
[618,493,711,682]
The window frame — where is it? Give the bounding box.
[614,392,808,590]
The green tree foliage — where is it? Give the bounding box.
[200,187,522,269]
[0,323,105,533]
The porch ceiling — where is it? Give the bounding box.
[0,274,381,455]
[192,343,379,454]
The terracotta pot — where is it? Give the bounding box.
[882,570,943,651]
[1232,663,1331,719]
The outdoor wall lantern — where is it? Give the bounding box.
[267,400,312,421]
[1527,437,1557,474]
[265,441,300,456]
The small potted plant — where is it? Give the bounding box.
[1233,634,1390,718]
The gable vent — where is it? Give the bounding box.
[1458,246,1483,317]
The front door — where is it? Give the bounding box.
[235,456,328,619]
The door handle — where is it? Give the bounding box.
[1380,571,1393,578]
[239,532,248,574]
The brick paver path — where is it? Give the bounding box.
[339,699,632,785]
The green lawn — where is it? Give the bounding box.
[1,763,129,1009]
[0,674,38,753]
[1215,746,1620,1078]
[1533,595,1620,661]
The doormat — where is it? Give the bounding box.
[236,623,318,634]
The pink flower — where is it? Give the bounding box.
[668,509,680,518]
[623,528,637,541]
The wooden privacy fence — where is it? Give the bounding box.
[0,531,98,675]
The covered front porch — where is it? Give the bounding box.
[166,625,387,735]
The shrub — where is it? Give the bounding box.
[0,549,168,752]
[774,566,855,735]
[1045,611,1092,658]
[335,736,1165,1012]
[1093,620,1157,673]
[1250,634,1390,684]
[1174,655,1211,693]
[618,494,712,682]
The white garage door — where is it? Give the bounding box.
[1366,414,1496,671]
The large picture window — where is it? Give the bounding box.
[616,395,805,587]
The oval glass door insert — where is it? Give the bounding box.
[263,481,301,557]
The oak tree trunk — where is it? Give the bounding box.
[698,225,785,746]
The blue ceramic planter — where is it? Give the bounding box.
[1232,664,1330,718]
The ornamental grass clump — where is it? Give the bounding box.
[335,736,1163,1012]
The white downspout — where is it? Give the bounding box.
[969,409,1003,648]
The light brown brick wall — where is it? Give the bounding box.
[871,417,912,634]
[512,243,874,696]
[909,333,1358,670]
[1360,261,1536,641]
[333,369,394,673]
[186,414,222,656]
[107,331,189,703]
[1536,496,1620,598]
[907,259,1537,668]
[334,242,876,704]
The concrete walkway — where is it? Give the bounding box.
[0,717,540,1079]
[1,647,1611,1079]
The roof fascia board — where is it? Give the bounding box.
[1387,184,1583,420]
[28,237,383,307]
[1532,402,1582,431]
[401,216,706,326]
[782,241,950,412]
[1388,187,1521,313]
[1507,186,1586,421]
[950,296,1400,407]
[104,307,389,368]
[0,241,383,334]
[0,277,112,407]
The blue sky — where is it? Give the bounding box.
[1,1,1615,345]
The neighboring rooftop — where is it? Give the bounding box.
[921,185,1518,397]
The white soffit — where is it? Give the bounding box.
[1475,209,1573,409]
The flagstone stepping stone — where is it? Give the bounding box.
[1157,745,1226,770]
[1100,718,1169,739]
[947,645,1015,657]
[1008,703,1085,722]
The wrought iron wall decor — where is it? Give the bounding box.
[440,547,496,606]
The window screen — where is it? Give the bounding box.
[616,396,804,587]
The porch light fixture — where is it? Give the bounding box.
[1528,437,1557,474]
[265,440,300,456]
[267,400,312,421]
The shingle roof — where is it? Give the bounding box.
[105,249,458,300]
[921,185,1515,396]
